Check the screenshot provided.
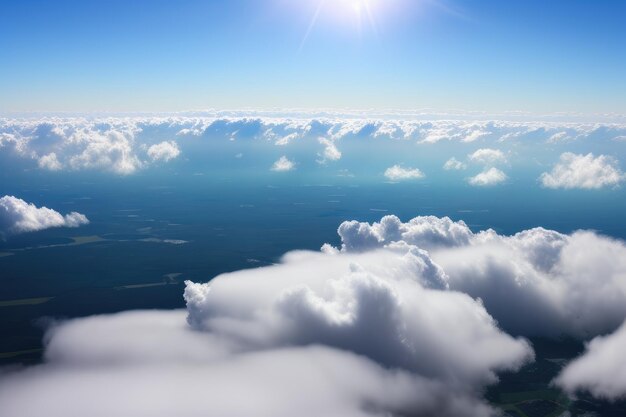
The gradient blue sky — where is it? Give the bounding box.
[1,0,625,113]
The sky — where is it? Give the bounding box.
[1,0,626,114]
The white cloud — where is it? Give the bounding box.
[555,319,626,400]
[463,129,491,142]
[0,195,89,236]
[332,215,626,338]
[271,156,295,172]
[0,236,535,417]
[38,152,63,171]
[443,157,467,171]
[0,311,502,417]
[147,141,180,162]
[540,152,624,189]
[1,113,626,177]
[468,167,507,186]
[384,165,424,181]
[548,131,569,142]
[5,213,626,414]
[67,129,143,175]
[317,137,342,163]
[468,148,507,165]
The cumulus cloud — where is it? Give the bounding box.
[37,152,62,171]
[147,141,181,162]
[463,129,491,142]
[443,157,467,170]
[332,215,626,338]
[271,155,295,172]
[317,137,342,163]
[0,233,535,417]
[555,319,626,400]
[468,148,507,165]
[540,152,625,189]
[4,212,626,414]
[468,167,507,186]
[384,165,424,181]
[0,195,89,237]
[67,129,143,175]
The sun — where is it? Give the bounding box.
[300,0,380,50]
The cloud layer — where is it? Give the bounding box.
[1,112,625,185]
[0,195,89,236]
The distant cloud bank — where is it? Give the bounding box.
[0,111,625,188]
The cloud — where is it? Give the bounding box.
[147,141,181,162]
[0,236,534,417]
[37,152,62,171]
[468,167,507,186]
[317,137,342,163]
[443,157,467,170]
[332,215,626,338]
[335,215,473,252]
[555,319,626,400]
[1,112,626,178]
[0,195,89,236]
[463,129,491,142]
[468,148,507,165]
[0,312,503,417]
[5,213,626,414]
[384,165,424,181]
[540,152,624,189]
[271,156,295,172]
[67,129,143,175]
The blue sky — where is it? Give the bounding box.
[1,0,625,113]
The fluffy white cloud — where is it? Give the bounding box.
[384,165,424,181]
[317,137,341,163]
[0,312,501,417]
[468,148,507,165]
[4,213,626,414]
[37,152,62,171]
[0,195,89,236]
[443,157,467,170]
[66,129,143,175]
[463,129,491,143]
[540,152,624,189]
[335,215,473,252]
[271,156,295,172]
[0,236,534,417]
[147,141,180,162]
[468,167,507,186]
[555,319,626,400]
[332,215,626,338]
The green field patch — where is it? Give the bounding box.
[0,297,54,307]
[499,389,561,404]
